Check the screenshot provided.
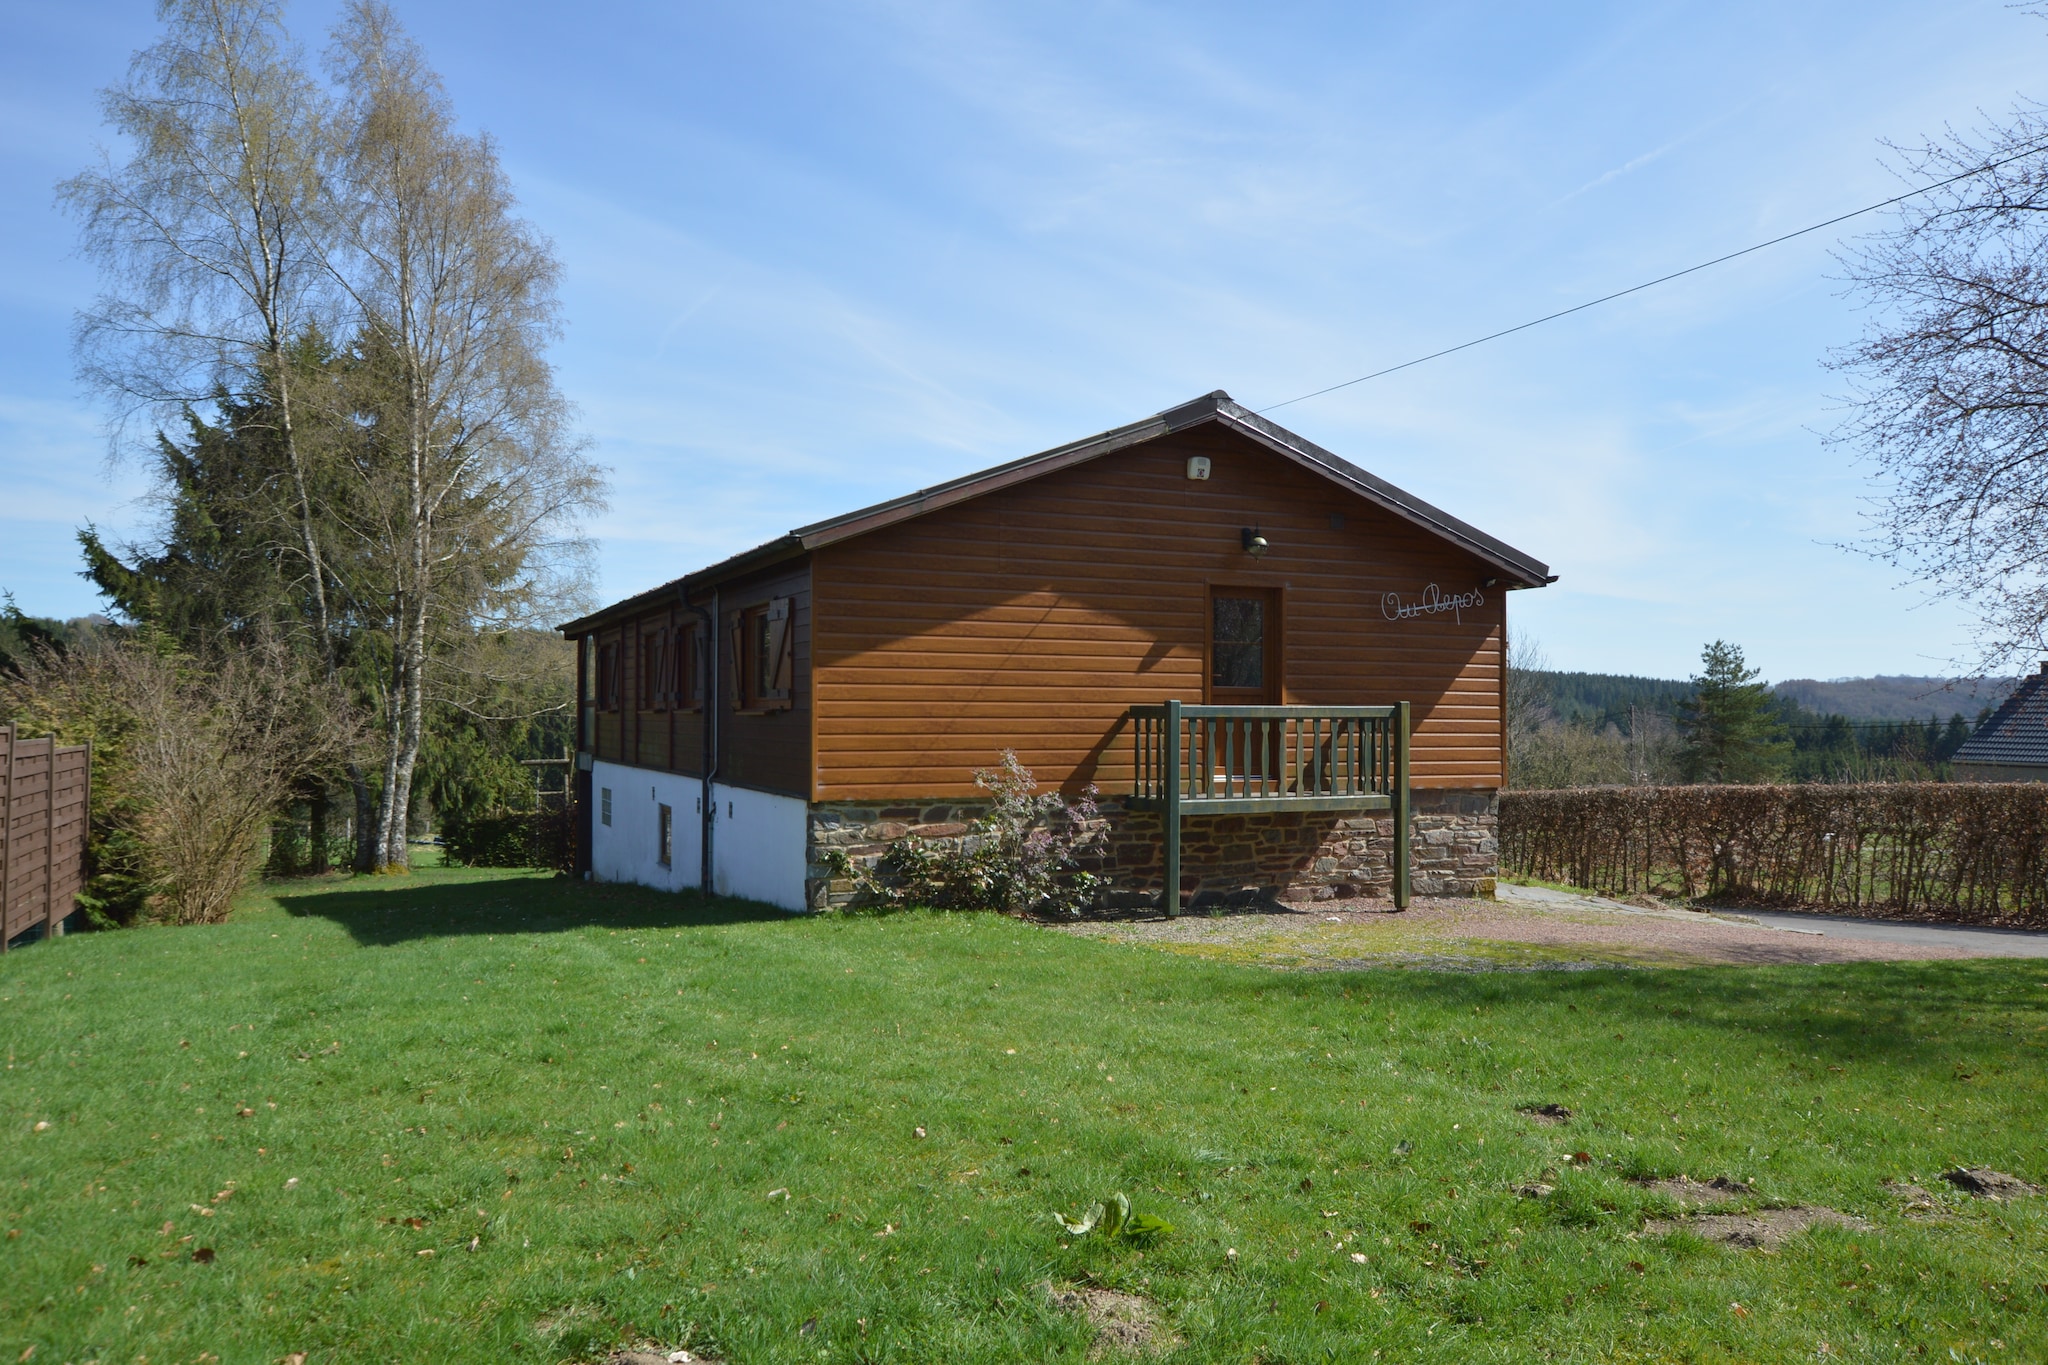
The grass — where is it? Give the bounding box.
[3,867,2045,1363]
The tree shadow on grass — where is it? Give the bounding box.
[1244,954,2045,1070]
[276,872,790,946]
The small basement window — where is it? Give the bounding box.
[658,803,674,867]
[600,786,613,826]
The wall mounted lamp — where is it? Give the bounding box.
[1240,527,1270,559]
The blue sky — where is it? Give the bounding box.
[2,0,2040,681]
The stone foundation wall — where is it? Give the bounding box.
[805,789,1497,911]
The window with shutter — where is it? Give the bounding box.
[736,598,796,711]
[666,626,697,711]
[596,641,621,712]
[693,622,707,705]
[642,627,668,711]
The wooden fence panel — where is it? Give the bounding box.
[0,725,90,948]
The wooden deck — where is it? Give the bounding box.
[1128,701,1410,910]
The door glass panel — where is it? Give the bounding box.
[1212,595,1265,690]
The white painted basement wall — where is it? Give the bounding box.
[588,758,808,912]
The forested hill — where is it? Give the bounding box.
[1524,667,2009,729]
[1772,674,2015,722]
[1523,670,1698,730]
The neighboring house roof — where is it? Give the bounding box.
[1953,665,2048,768]
[559,390,1555,634]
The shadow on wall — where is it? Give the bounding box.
[277,873,790,947]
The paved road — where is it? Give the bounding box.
[1739,909,2048,958]
[1498,881,2048,959]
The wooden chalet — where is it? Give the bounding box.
[558,391,1553,912]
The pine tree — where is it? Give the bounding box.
[1677,641,1788,783]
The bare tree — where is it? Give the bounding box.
[325,1,602,869]
[1833,106,2048,671]
[3,631,356,924]
[120,633,356,921]
[1503,632,1553,785]
[1503,634,1684,788]
[61,0,342,662]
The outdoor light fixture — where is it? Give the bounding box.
[1241,527,1270,558]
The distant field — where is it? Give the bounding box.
[4,869,2046,1362]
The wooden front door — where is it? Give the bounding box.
[1207,588,1281,704]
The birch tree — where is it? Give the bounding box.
[327,0,601,869]
[61,0,342,662]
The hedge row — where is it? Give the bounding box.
[442,806,573,873]
[1499,783,2048,924]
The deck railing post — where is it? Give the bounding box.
[1393,701,1411,910]
[1163,698,1181,917]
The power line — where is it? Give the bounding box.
[1256,145,2048,415]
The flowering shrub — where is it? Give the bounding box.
[840,750,1106,915]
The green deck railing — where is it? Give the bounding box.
[1128,701,1410,913]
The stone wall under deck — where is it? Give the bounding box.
[805,789,1496,912]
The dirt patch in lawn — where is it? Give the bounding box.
[1637,1175,1751,1207]
[1055,895,1991,972]
[1887,1181,1949,1219]
[1944,1167,2042,1199]
[1645,1206,1871,1248]
[1047,1284,1179,1358]
[1518,1103,1573,1125]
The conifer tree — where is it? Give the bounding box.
[1677,640,1788,783]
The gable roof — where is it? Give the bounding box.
[560,390,1554,634]
[1954,665,2048,768]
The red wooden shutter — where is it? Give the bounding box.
[728,611,745,708]
[766,598,793,706]
[663,626,679,712]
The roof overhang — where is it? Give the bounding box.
[559,390,1554,635]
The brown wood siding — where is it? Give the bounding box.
[585,563,813,800]
[592,621,624,761]
[812,424,1508,801]
[710,561,813,798]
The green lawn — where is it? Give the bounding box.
[4,868,2045,1363]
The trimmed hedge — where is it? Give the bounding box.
[1500,783,2048,925]
[442,806,573,873]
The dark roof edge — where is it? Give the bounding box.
[1210,397,1553,587]
[558,389,1555,634]
[555,534,806,635]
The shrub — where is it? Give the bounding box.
[264,802,354,877]
[1501,783,2048,924]
[4,633,353,925]
[839,750,1106,915]
[443,806,572,872]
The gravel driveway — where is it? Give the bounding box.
[1053,882,2048,971]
